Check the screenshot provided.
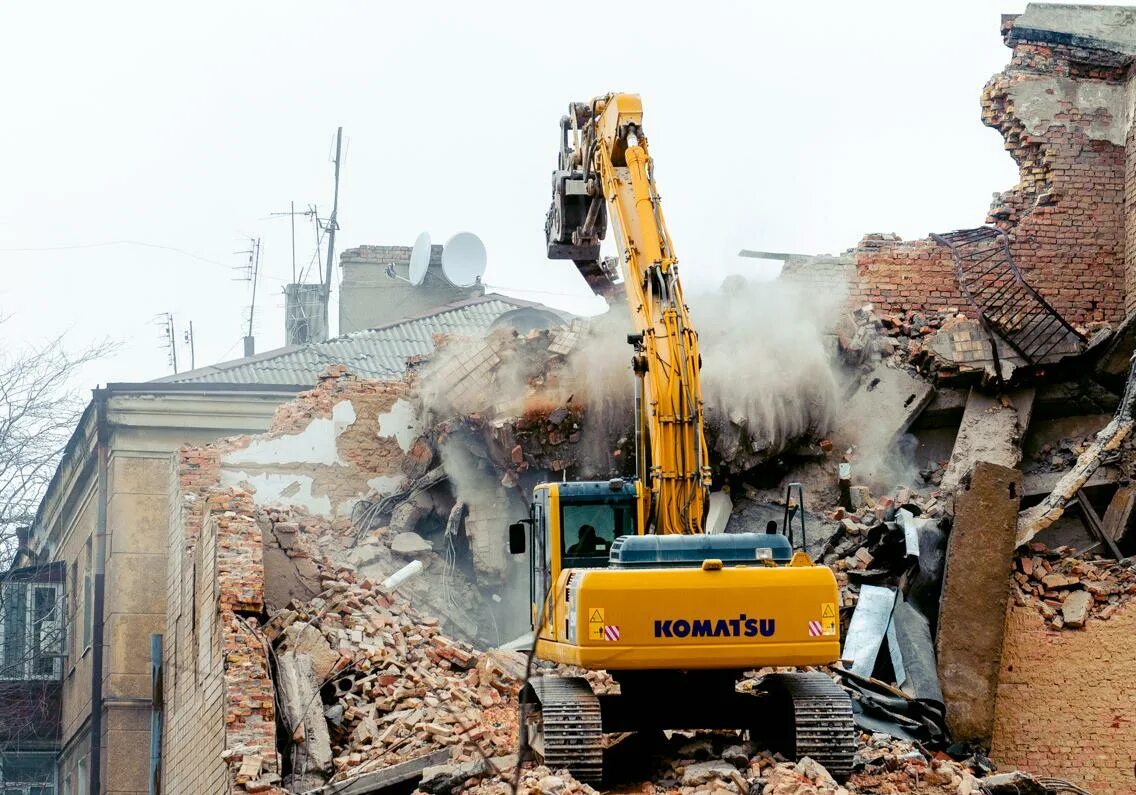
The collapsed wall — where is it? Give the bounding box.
[788,7,1134,328]
[783,9,1136,792]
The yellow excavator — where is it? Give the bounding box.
[509,93,855,783]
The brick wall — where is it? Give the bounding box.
[847,236,965,313]
[162,490,228,795]
[163,482,282,793]
[1126,64,1136,315]
[982,42,1127,325]
[795,30,1133,326]
[992,601,1136,792]
[161,370,424,793]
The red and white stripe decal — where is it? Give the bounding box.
[603,625,621,641]
[807,620,823,637]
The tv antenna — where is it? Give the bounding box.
[155,313,178,374]
[234,237,261,355]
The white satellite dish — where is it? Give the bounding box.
[408,232,431,286]
[442,232,487,288]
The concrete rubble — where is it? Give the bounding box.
[449,731,1058,795]
[260,536,523,788]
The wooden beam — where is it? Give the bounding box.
[1075,489,1122,560]
[1101,484,1136,542]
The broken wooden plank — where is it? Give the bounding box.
[322,749,451,795]
[1017,415,1136,546]
[1101,483,1135,542]
[1020,466,1120,498]
[941,388,1035,494]
[1074,489,1122,560]
[1019,355,1136,546]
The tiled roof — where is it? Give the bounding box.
[154,294,568,386]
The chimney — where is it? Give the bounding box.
[284,283,329,345]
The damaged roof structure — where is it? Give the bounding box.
[13,4,1136,795]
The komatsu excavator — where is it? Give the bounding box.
[508,94,855,783]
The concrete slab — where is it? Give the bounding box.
[937,461,1022,744]
[842,365,934,446]
[941,388,1035,494]
[705,491,733,535]
[1008,4,1136,57]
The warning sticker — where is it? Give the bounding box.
[588,607,606,640]
[821,602,837,635]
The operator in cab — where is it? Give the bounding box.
[568,524,609,556]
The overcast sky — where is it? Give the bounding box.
[3,1,1119,387]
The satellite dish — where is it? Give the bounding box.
[408,232,431,286]
[442,232,487,288]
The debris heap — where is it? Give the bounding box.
[265,561,523,787]
[1013,543,1136,629]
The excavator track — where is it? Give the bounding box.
[761,672,857,781]
[523,676,604,784]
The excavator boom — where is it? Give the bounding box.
[547,94,710,535]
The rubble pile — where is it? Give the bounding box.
[837,304,961,375]
[818,488,947,612]
[420,325,632,484]
[449,731,1041,795]
[265,562,525,785]
[1012,543,1136,629]
[1026,434,1103,473]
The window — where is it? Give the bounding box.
[81,539,92,649]
[0,752,56,795]
[2,583,28,677]
[560,499,636,566]
[0,582,63,681]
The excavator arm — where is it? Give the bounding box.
[547,93,711,534]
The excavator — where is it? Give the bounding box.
[508,93,855,783]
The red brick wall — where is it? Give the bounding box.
[848,236,966,313]
[992,601,1136,792]
[1126,68,1136,315]
[982,44,1126,325]
[839,39,1129,326]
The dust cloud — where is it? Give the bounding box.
[690,274,843,469]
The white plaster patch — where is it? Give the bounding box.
[376,398,421,453]
[219,469,332,515]
[225,400,357,466]
[366,474,403,496]
[1011,77,1127,146]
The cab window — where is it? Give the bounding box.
[560,500,635,567]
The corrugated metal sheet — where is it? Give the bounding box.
[156,295,565,386]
